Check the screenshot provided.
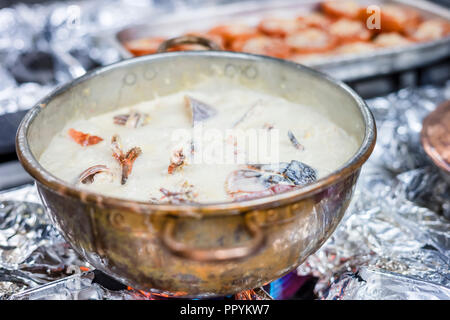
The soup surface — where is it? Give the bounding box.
[39,82,359,203]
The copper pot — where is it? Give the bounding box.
[16,39,376,297]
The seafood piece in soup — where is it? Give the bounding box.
[226,161,317,201]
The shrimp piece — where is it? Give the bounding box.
[78,165,112,184]
[110,135,142,185]
[68,128,103,146]
[168,148,186,174]
[113,110,151,128]
[151,182,197,204]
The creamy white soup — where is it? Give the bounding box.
[39,82,359,203]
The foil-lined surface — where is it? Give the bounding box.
[298,84,450,300]
[1,84,449,300]
[0,0,449,300]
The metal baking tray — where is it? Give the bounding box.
[110,0,450,82]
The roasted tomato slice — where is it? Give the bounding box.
[378,4,421,34]
[297,13,333,30]
[232,36,291,59]
[409,19,450,42]
[258,17,303,38]
[285,28,337,54]
[373,32,413,48]
[334,41,375,55]
[320,0,363,20]
[124,37,166,56]
[68,128,103,146]
[329,18,372,44]
[208,24,258,49]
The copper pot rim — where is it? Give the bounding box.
[16,51,377,217]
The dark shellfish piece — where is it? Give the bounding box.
[113,110,150,128]
[230,184,298,201]
[184,95,217,126]
[150,183,197,204]
[226,169,277,194]
[287,130,304,151]
[232,101,260,128]
[78,165,111,184]
[168,148,186,174]
[227,160,317,201]
[248,160,317,186]
[111,134,124,160]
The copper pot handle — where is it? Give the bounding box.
[161,215,266,262]
[156,35,223,53]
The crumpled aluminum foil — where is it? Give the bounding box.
[0,0,239,116]
[1,83,449,300]
[324,267,450,300]
[297,83,450,300]
[0,200,90,299]
[0,0,160,116]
